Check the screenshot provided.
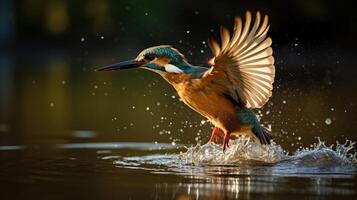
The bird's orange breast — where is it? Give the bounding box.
[162,72,243,133]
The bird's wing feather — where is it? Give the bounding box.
[207,11,275,108]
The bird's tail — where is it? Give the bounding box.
[235,107,273,145]
[256,126,273,145]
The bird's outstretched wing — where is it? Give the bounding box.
[207,11,275,108]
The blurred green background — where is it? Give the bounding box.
[0,0,356,151]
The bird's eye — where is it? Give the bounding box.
[145,55,155,61]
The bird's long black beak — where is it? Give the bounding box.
[95,60,142,72]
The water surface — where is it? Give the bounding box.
[1,139,356,199]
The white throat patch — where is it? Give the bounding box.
[164,64,184,74]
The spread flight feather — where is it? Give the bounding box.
[207,11,275,108]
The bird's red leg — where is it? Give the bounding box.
[209,127,224,144]
[223,133,231,151]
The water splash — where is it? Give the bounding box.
[97,139,357,176]
[178,137,285,165]
[178,137,356,167]
[287,138,357,167]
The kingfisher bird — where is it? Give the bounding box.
[97,11,275,150]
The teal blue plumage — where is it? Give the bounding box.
[139,46,190,68]
[140,45,208,77]
[236,107,272,144]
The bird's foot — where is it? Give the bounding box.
[209,128,234,151]
[209,127,225,144]
[223,133,231,151]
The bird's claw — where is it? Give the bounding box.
[223,134,231,151]
[209,127,225,144]
[209,127,233,151]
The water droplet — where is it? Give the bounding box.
[80,37,85,42]
[282,100,286,104]
[100,36,104,40]
[93,85,98,89]
[186,30,190,34]
[298,136,302,141]
[50,102,54,107]
[171,141,176,146]
[200,120,206,125]
[171,95,176,99]
[325,118,332,125]
[61,80,66,85]
[146,107,150,111]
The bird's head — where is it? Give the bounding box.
[96,45,200,76]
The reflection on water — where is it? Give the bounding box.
[0,145,25,150]
[1,140,355,199]
[165,175,356,199]
[57,142,177,150]
[72,130,97,138]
